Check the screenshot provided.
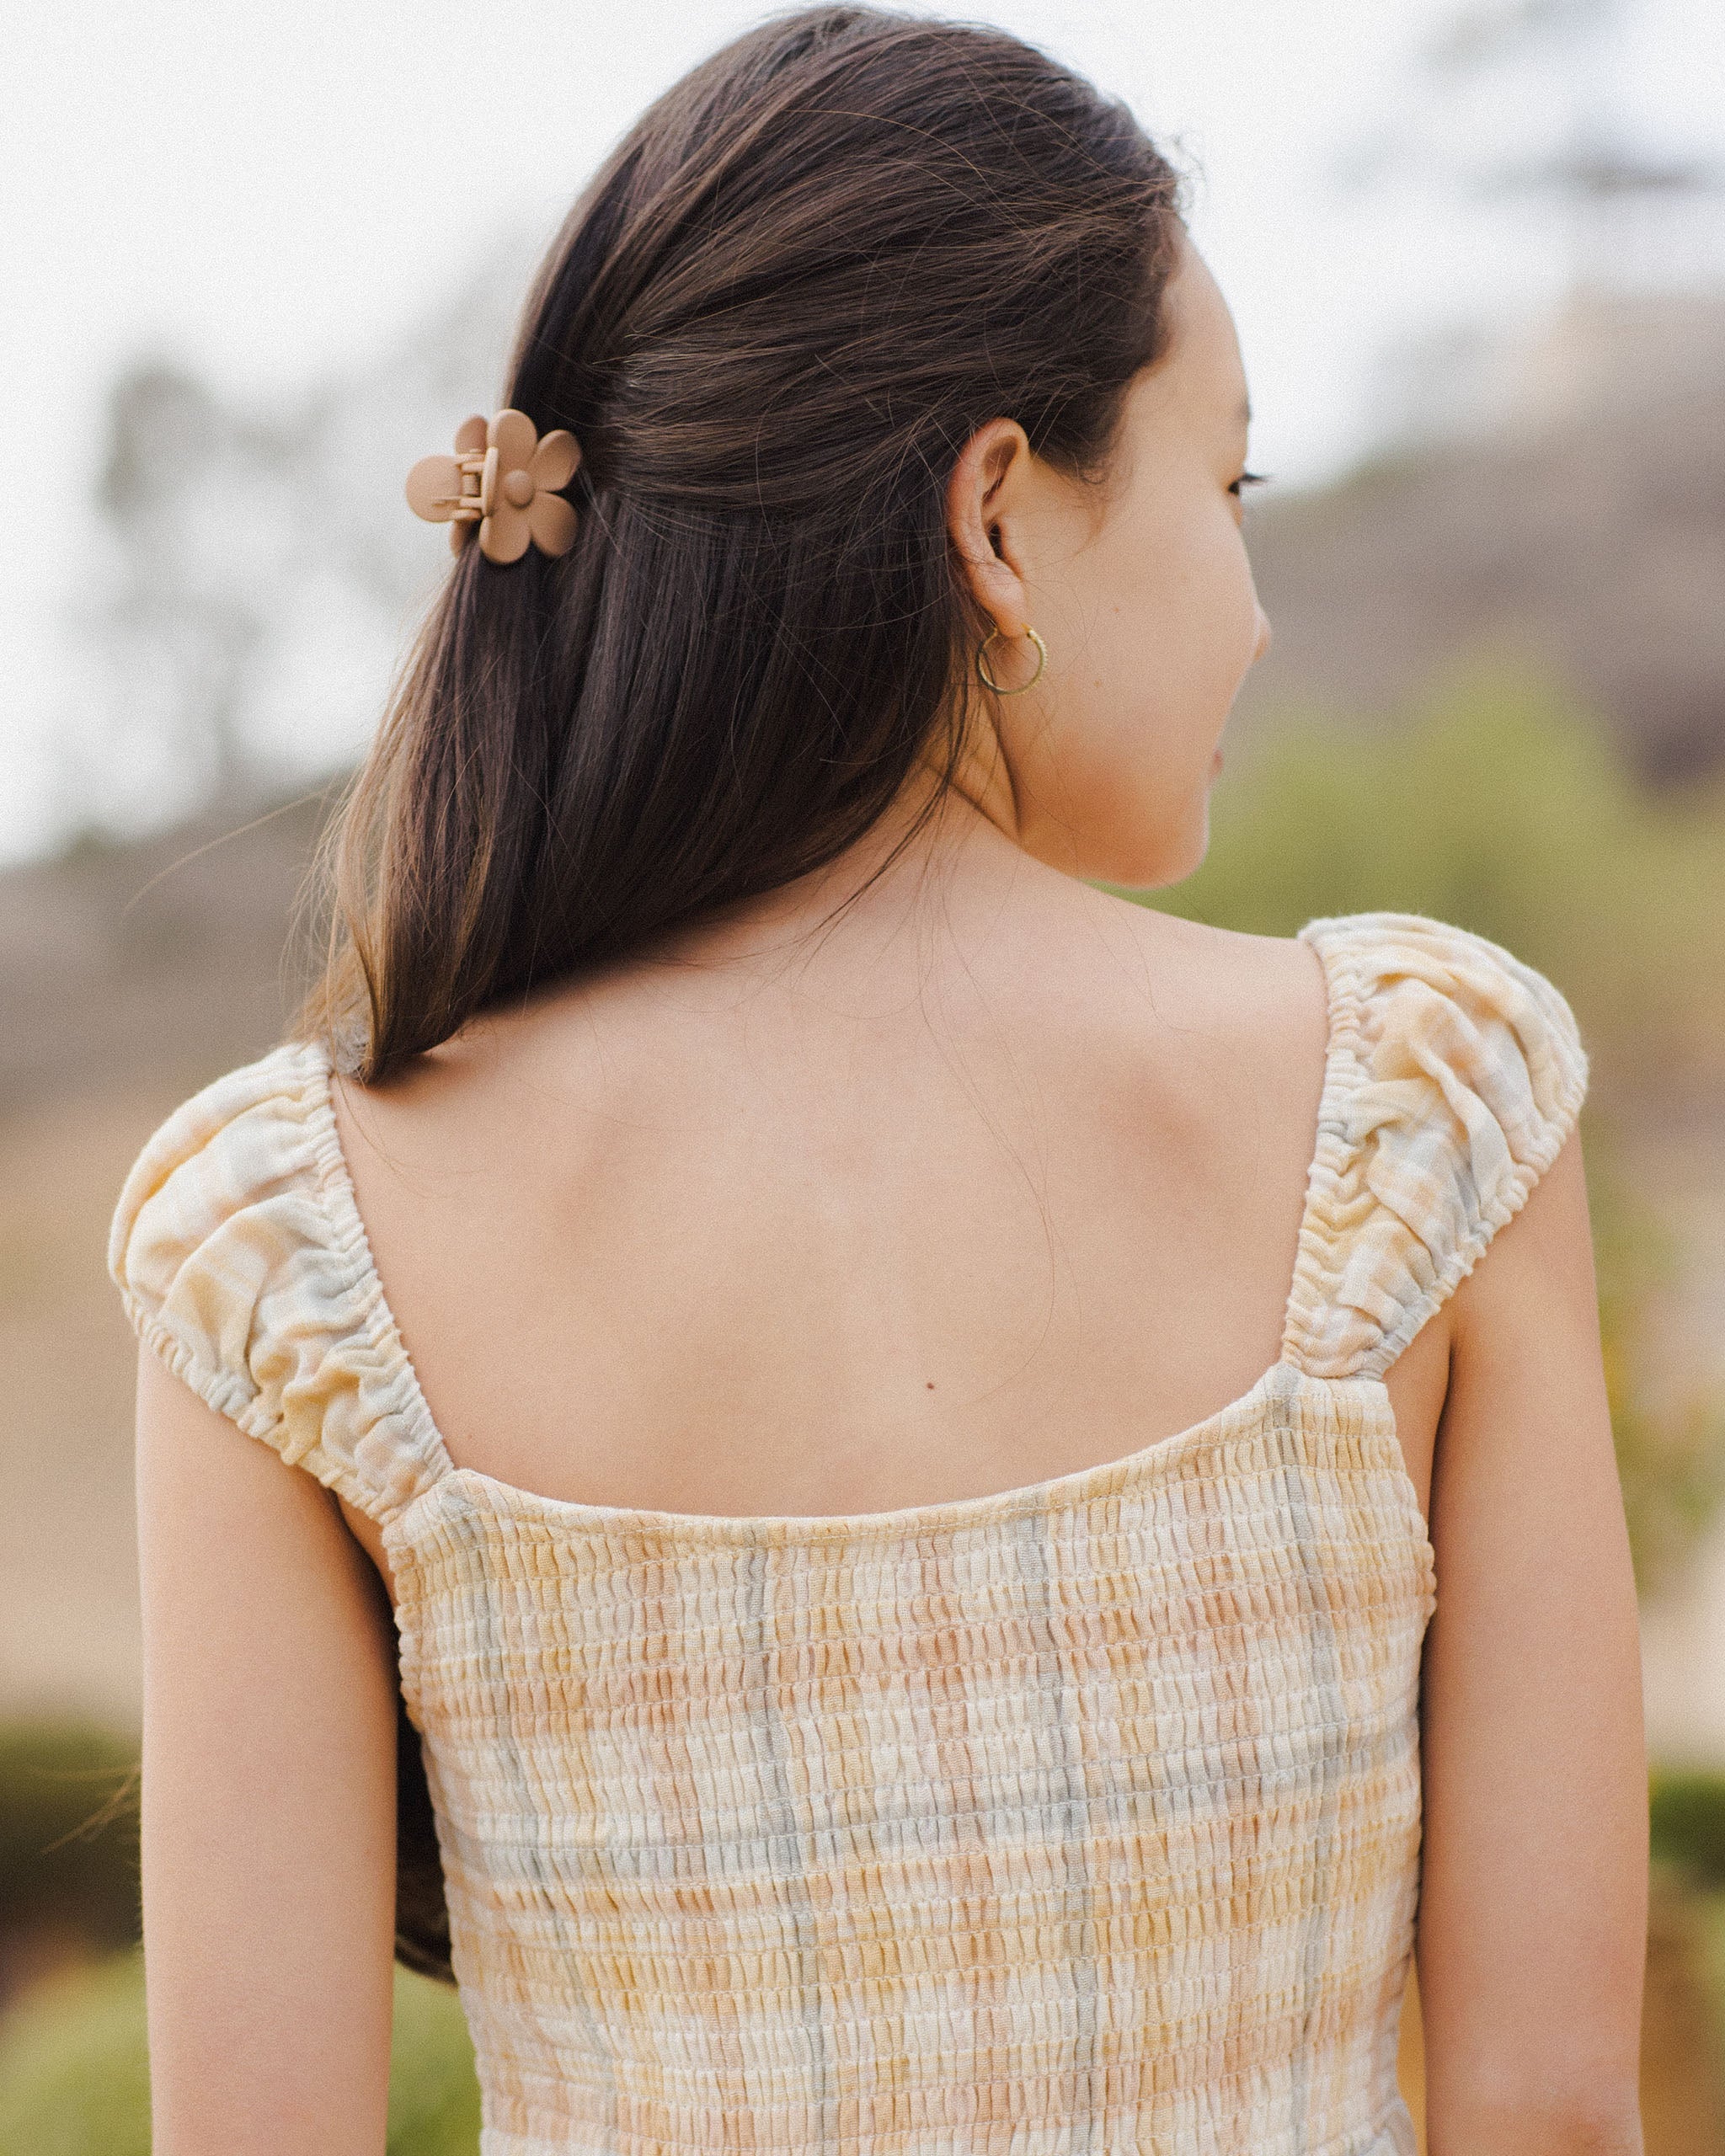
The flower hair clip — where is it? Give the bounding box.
[405,408,581,564]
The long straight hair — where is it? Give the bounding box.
[288,3,1189,1984]
[294,4,1188,1083]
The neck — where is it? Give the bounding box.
[638,714,1086,1002]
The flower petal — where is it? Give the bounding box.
[489,408,537,472]
[453,414,488,455]
[478,504,531,564]
[530,430,579,492]
[405,454,462,523]
[527,493,577,558]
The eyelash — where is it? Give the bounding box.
[1231,469,1272,498]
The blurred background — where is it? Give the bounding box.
[2,0,1722,2146]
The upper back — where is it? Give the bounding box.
[109,895,1589,1561]
[323,891,1337,1530]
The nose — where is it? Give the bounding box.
[1252,605,1273,664]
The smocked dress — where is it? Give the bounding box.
[108,909,1589,2156]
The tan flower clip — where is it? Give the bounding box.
[405,409,581,564]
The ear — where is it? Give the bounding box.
[945,418,1033,639]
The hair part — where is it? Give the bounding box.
[293,3,1190,1083]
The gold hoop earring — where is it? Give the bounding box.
[975,625,1047,696]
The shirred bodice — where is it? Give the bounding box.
[109,910,1589,2153]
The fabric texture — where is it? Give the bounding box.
[109,910,1588,2154]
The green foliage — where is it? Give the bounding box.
[384,1966,483,2156]
[0,1722,140,1956]
[1589,1148,1725,1595]
[1653,1773,1725,1892]
[0,1950,151,2156]
[1124,650,1725,1088]
[0,1944,481,2155]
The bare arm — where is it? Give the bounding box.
[1417,1126,1648,2154]
[134,1343,399,2155]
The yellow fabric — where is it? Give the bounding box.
[109,910,1588,2154]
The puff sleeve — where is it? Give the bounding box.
[1286,911,1590,1382]
[106,1038,446,1526]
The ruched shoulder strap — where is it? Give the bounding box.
[1283,910,1590,1382]
[107,1038,451,1528]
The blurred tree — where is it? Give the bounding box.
[1148,654,1725,1085]
[86,361,298,821]
[59,238,535,854]
[1335,0,1724,298]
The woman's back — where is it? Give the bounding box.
[328,855,1377,1545]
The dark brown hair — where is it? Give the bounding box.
[291,2,1189,1983]
[295,3,1188,1083]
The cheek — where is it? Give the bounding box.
[1010,513,1258,878]
[1081,520,1254,760]
[1141,517,1259,701]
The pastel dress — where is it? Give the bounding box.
[108,910,1589,2156]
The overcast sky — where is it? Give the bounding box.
[3,0,1721,866]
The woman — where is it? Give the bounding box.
[109,8,1647,2151]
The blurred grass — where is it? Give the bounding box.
[0,1950,150,2156]
[0,1944,480,2156]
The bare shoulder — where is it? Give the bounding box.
[1086,891,1328,1044]
[329,963,627,1173]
